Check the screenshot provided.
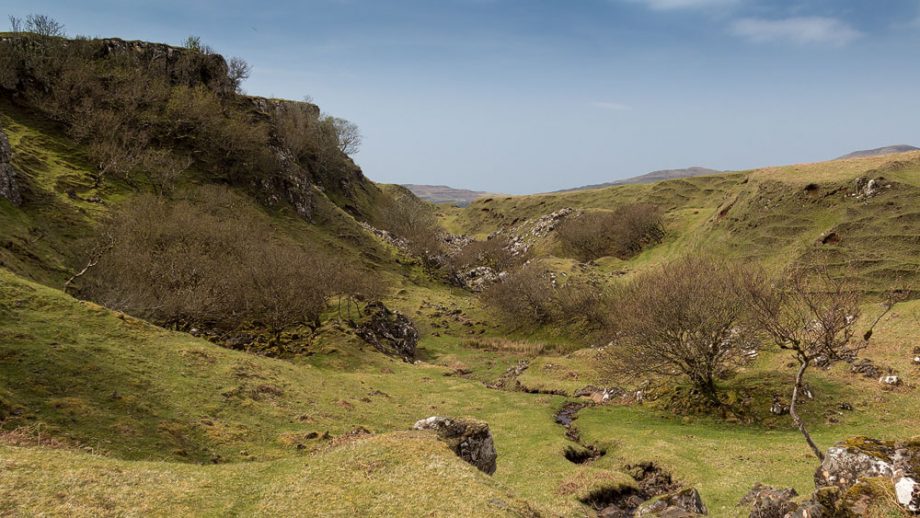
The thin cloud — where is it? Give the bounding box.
[625,0,740,11]
[730,17,862,46]
[593,101,632,111]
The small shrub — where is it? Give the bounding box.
[481,263,555,327]
[557,204,664,261]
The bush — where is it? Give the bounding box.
[557,204,664,261]
[446,235,527,274]
[481,263,555,327]
[601,256,755,405]
[376,190,444,265]
[80,187,382,336]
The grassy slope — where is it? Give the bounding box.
[453,154,920,292]
[0,267,625,515]
[1,432,538,517]
[3,86,920,516]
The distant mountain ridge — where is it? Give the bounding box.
[557,167,723,192]
[837,145,919,160]
[403,184,489,206]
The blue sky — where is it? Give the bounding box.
[5,0,920,193]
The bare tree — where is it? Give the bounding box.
[8,15,23,33]
[227,56,250,93]
[25,14,65,37]
[742,266,901,460]
[331,116,362,155]
[603,256,756,407]
[140,149,192,196]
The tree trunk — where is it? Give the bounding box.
[790,359,824,461]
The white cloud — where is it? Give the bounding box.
[593,101,632,111]
[730,17,861,46]
[626,0,739,11]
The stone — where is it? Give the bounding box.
[880,375,901,386]
[850,358,883,379]
[355,302,419,362]
[412,416,497,475]
[0,126,22,206]
[635,488,708,516]
[895,476,920,512]
[815,444,895,490]
[770,396,789,416]
[739,483,798,518]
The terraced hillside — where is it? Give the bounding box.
[450,152,920,292]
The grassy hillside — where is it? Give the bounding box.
[2,32,919,518]
[450,152,920,293]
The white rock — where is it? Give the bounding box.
[895,476,919,512]
[880,375,901,386]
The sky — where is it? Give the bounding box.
[4,1,920,193]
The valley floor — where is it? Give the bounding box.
[2,268,918,516]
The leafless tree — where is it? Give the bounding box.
[603,256,756,407]
[25,14,65,37]
[742,265,901,460]
[331,117,362,155]
[228,56,251,93]
[557,204,663,261]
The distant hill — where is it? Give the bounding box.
[837,145,919,160]
[557,167,722,192]
[403,184,489,206]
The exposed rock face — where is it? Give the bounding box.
[739,483,798,518]
[412,416,497,475]
[94,38,234,95]
[356,302,419,362]
[0,126,21,205]
[813,437,920,515]
[452,266,506,292]
[816,441,897,490]
[635,488,708,517]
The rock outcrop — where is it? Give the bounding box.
[746,437,920,516]
[356,302,419,362]
[0,125,21,205]
[739,483,798,518]
[635,488,708,517]
[412,416,497,475]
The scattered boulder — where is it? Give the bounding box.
[816,440,896,490]
[0,126,22,206]
[852,176,890,199]
[452,265,505,292]
[807,436,920,515]
[636,488,708,517]
[880,374,901,387]
[356,302,419,362]
[412,416,497,475]
[850,358,883,379]
[770,396,789,416]
[895,475,920,513]
[739,483,798,518]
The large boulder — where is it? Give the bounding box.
[635,488,708,517]
[739,483,798,518]
[412,416,497,475]
[0,126,21,205]
[811,437,920,515]
[815,438,897,490]
[356,302,419,362]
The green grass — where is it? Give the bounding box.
[0,432,538,517]
[450,153,920,292]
